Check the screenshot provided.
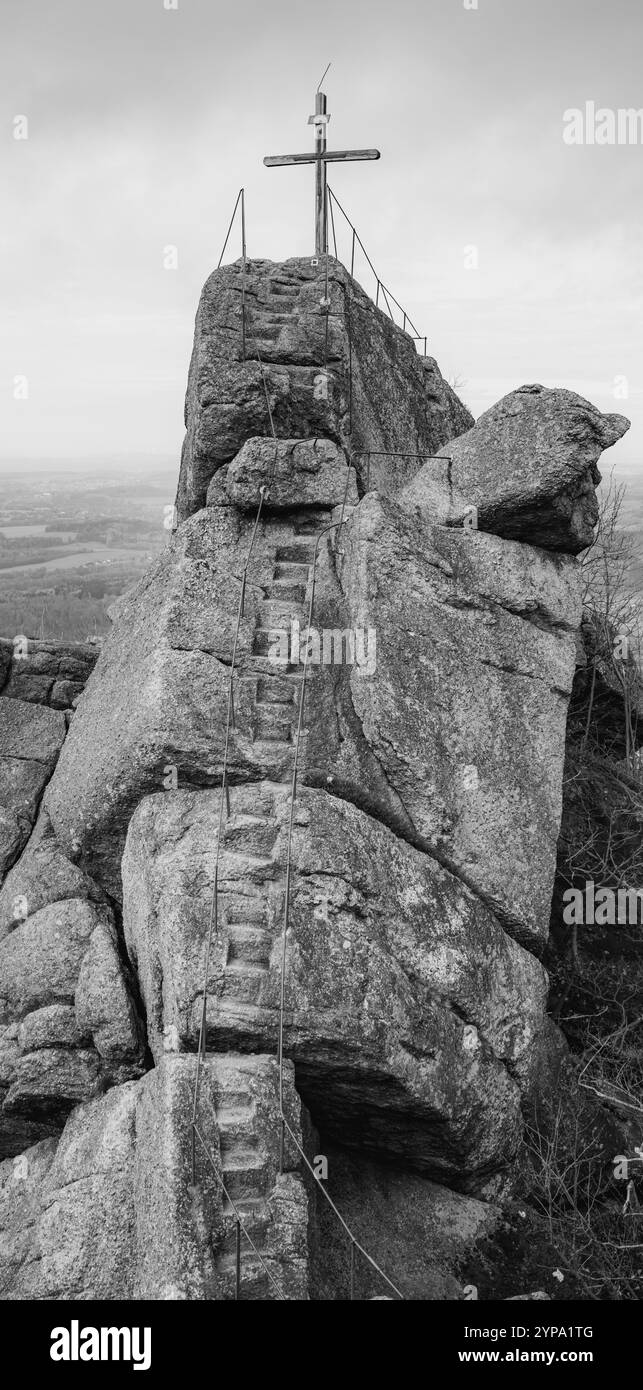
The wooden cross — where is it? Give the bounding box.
[263,88,380,256]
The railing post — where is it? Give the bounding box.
[350,228,356,276]
[241,188,247,363]
[375,280,380,308]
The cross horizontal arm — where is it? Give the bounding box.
[322,149,381,163]
[263,149,380,168]
[263,153,319,167]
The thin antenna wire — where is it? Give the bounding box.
[316,62,331,91]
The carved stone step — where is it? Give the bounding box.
[217,1108,258,1142]
[227,924,273,967]
[267,581,307,604]
[273,562,311,583]
[222,893,271,926]
[255,675,298,706]
[221,963,268,1005]
[222,817,279,856]
[254,710,294,744]
[274,543,316,565]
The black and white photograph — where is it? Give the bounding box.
[0,0,641,1353]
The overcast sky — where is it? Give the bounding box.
[1,0,641,478]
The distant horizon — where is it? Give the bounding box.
[0,449,640,486]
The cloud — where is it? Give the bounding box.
[1,0,641,473]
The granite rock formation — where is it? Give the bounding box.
[176,256,473,520]
[0,257,630,1300]
[403,384,629,553]
[0,638,98,712]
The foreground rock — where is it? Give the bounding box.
[0,1054,307,1300]
[403,385,629,553]
[0,698,66,882]
[206,436,358,511]
[176,256,473,519]
[0,810,103,942]
[335,493,583,946]
[0,640,98,711]
[123,783,548,1189]
[0,887,143,1158]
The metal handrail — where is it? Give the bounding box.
[216,187,247,361]
[351,449,453,493]
[280,1115,404,1301]
[327,185,427,355]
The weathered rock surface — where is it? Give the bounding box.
[44,486,582,947]
[309,1144,500,1300]
[0,639,98,710]
[45,502,354,897]
[206,436,358,511]
[0,698,66,881]
[335,493,583,946]
[0,892,143,1159]
[0,810,103,942]
[0,1054,307,1300]
[176,256,473,520]
[0,643,11,690]
[403,385,629,553]
[122,783,548,1188]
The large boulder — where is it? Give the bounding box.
[44,499,356,898]
[122,783,548,1190]
[44,482,582,948]
[0,698,66,881]
[0,1054,307,1300]
[0,862,143,1157]
[176,256,473,520]
[403,384,629,553]
[333,493,583,946]
[206,436,358,512]
[0,640,98,711]
[0,810,103,942]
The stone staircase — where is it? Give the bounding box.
[247,510,332,759]
[210,786,282,1042]
[199,493,338,1298]
[206,1054,308,1301]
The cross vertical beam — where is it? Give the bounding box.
[313,90,328,257]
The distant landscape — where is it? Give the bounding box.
[0,460,641,644]
[616,471,643,596]
[0,463,176,642]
